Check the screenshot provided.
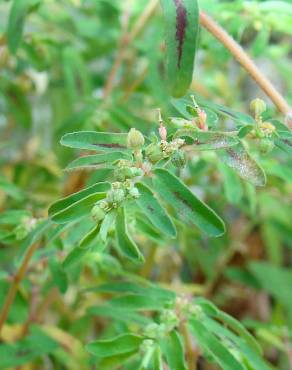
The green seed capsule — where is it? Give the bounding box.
[259,138,274,154]
[171,150,186,168]
[91,204,106,222]
[145,143,164,163]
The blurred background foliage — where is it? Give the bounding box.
[0,0,292,369]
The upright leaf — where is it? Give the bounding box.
[135,182,177,238]
[190,319,244,370]
[160,330,187,370]
[7,0,40,54]
[160,0,199,97]
[153,169,225,237]
[217,142,266,186]
[116,208,144,263]
[86,334,144,358]
[60,131,128,151]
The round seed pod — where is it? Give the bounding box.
[171,150,186,168]
[91,204,106,222]
[145,143,164,163]
[259,138,274,154]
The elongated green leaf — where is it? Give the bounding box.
[214,311,262,356]
[79,224,101,249]
[49,257,68,294]
[160,0,199,97]
[202,317,270,370]
[62,247,88,270]
[160,331,187,370]
[172,96,255,125]
[48,182,110,217]
[100,210,116,243]
[217,142,266,186]
[86,334,144,358]
[116,208,144,263]
[218,162,243,205]
[0,327,58,369]
[109,294,169,311]
[88,305,151,326]
[275,130,292,154]
[66,152,131,171]
[60,131,128,151]
[51,193,106,224]
[92,282,175,302]
[175,129,239,150]
[135,182,176,238]
[7,0,40,54]
[190,319,244,370]
[153,169,225,237]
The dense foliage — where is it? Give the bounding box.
[0,1,292,369]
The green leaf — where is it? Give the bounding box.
[202,317,270,370]
[248,262,292,309]
[108,294,169,311]
[62,247,88,270]
[160,330,187,370]
[100,210,116,243]
[175,129,239,150]
[116,208,144,263]
[79,224,101,249]
[275,130,292,154]
[160,0,199,97]
[50,192,107,224]
[49,183,110,217]
[65,152,131,171]
[0,326,58,369]
[214,310,262,356]
[49,257,68,294]
[88,305,151,326]
[7,0,40,54]
[86,334,144,358]
[217,142,266,186]
[190,319,244,370]
[152,168,225,237]
[218,162,243,205]
[60,131,128,151]
[172,96,255,125]
[135,182,176,238]
[48,182,110,223]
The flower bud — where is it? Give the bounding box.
[14,224,29,240]
[145,143,164,163]
[91,204,106,222]
[127,128,145,149]
[171,150,186,168]
[250,98,266,118]
[107,188,125,204]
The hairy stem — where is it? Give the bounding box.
[180,321,197,370]
[0,242,39,336]
[199,12,291,122]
